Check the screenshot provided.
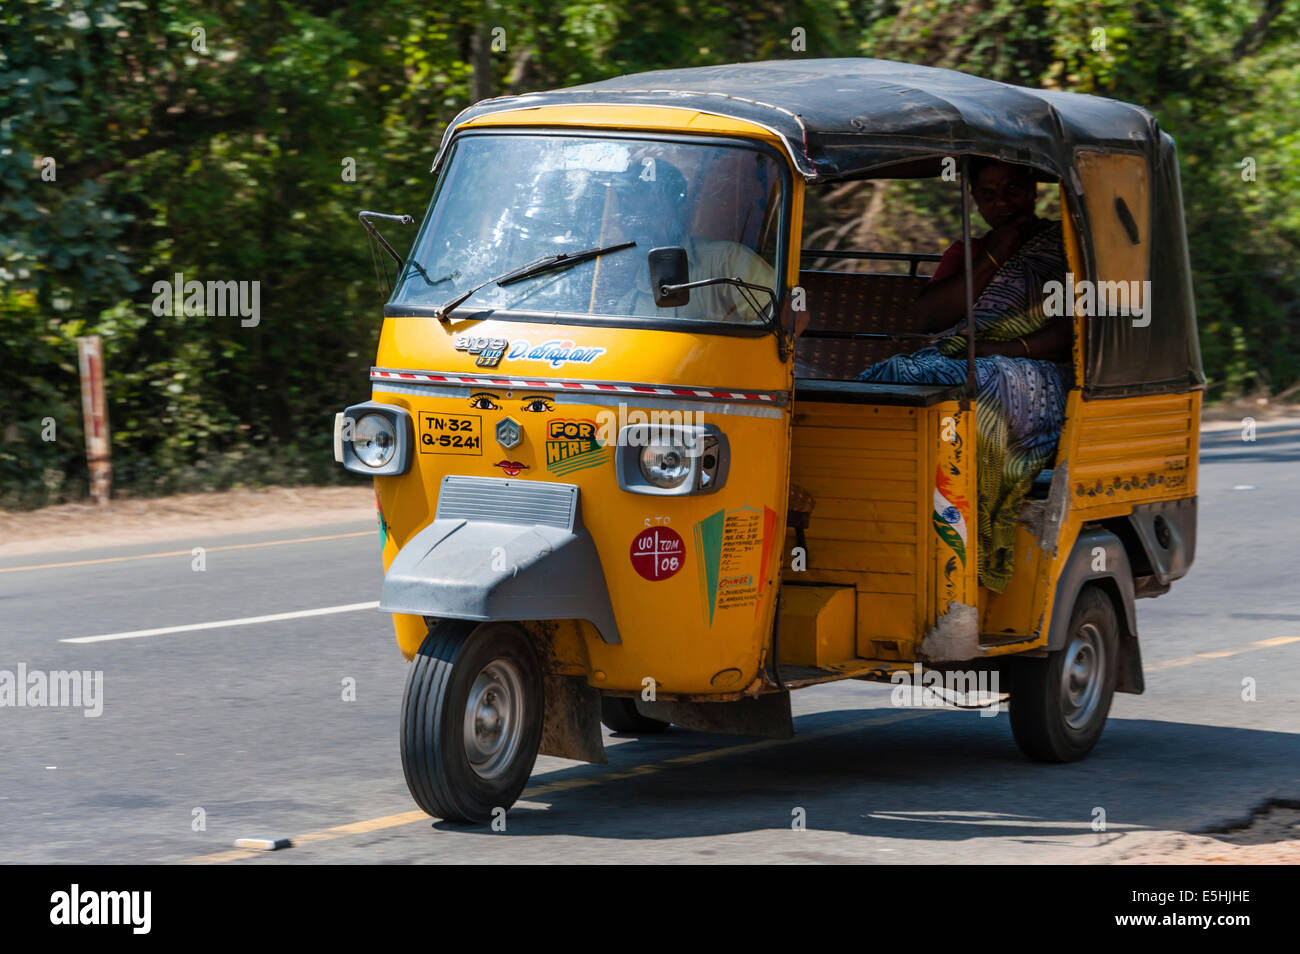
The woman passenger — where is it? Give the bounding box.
[857,157,1070,592]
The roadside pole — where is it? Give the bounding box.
[76,335,112,505]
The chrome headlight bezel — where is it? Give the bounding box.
[337,401,413,476]
[615,422,728,496]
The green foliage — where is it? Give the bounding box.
[0,0,1295,507]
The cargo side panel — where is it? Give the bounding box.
[784,402,928,660]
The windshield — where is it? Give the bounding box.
[392,133,785,325]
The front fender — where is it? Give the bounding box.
[379,476,621,643]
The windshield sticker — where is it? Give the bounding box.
[506,339,606,369]
[630,526,685,581]
[545,418,609,475]
[540,140,631,173]
[455,336,508,368]
[694,505,777,625]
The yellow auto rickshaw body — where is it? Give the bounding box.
[368,103,1200,698]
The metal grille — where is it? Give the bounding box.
[435,475,578,530]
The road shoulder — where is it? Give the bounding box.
[0,485,375,558]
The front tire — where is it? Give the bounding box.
[401,620,543,823]
[1010,586,1119,762]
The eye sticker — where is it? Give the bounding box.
[468,392,501,410]
[520,395,555,413]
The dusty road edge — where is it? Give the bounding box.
[0,485,376,558]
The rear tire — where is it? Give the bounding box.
[1010,586,1119,762]
[600,696,671,734]
[401,620,543,823]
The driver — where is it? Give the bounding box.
[603,160,775,322]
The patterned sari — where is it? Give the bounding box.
[857,222,1069,592]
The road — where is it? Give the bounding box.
[1,422,1297,864]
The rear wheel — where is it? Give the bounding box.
[401,620,543,823]
[1010,586,1119,762]
[600,696,671,734]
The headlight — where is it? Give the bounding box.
[639,440,691,488]
[352,413,397,467]
[337,402,411,476]
[616,422,729,496]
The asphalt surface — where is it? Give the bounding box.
[1,422,1297,864]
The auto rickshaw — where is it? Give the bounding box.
[336,59,1203,823]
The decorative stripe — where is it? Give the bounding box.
[372,383,783,419]
[371,368,787,406]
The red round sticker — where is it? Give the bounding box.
[630,526,685,581]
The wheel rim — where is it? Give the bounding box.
[1060,622,1106,730]
[463,657,525,780]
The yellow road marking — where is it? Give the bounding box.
[176,708,937,864]
[0,531,373,574]
[1144,635,1300,671]
[299,810,430,839]
[181,810,431,864]
[1253,635,1300,648]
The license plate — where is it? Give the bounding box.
[419,412,482,455]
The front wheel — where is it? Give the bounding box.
[401,620,543,823]
[1009,586,1119,762]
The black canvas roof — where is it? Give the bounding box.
[434,58,1161,185]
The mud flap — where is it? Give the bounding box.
[540,675,607,764]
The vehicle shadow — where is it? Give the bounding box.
[435,705,1300,847]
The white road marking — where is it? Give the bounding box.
[60,601,382,644]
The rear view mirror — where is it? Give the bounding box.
[649,246,690,307]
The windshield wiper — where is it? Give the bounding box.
[432,241,636,321]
